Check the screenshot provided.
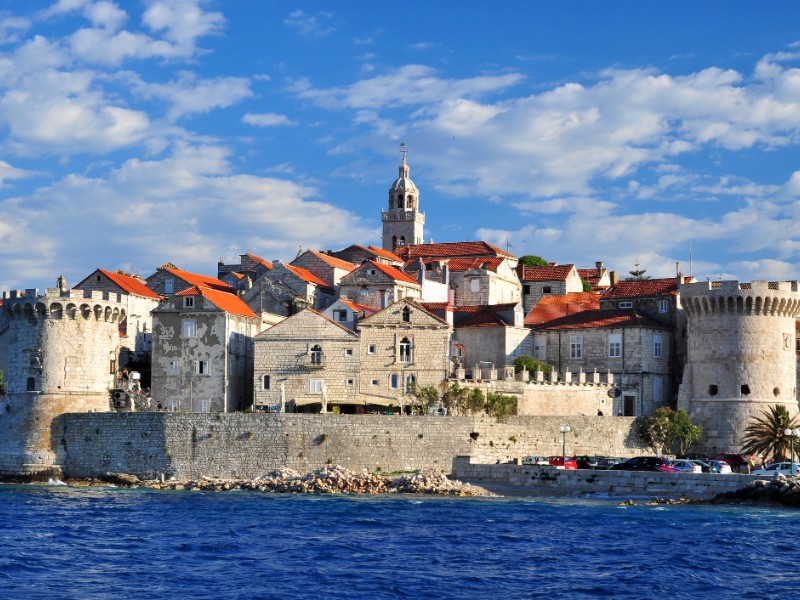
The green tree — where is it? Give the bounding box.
[580,279,594,292]
[666,409,703,455]
[512,355,552,375]
[637,407,673,454]
[518,255,549,267]
[407,383,439,415]
[0,369,5,396]
[741,405,800,462]
[465,388,485,415]
[440,381,469,415]
[485,391,517,422]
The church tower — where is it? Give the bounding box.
[382,144,425,251]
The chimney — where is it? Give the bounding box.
[610,271,619,286]
[595,261,603,278]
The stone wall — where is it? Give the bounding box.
[58,413,646,481]
[452,457,759,499]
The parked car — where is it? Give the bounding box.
[522,455,550,465]
[752,462,796,477]
[593,457,625,470]
[681,453,711,461]
[711,453,747,472]
[574,455,598,469]
[610,456,674,472]
[669,459,702,474]
[706,460,732,474]
[548,456,578,470]
[690,459,719,473]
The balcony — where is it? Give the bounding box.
[304,351,325,369]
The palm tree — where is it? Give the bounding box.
[741,405,800,463]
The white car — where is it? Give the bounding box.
[706,460,733,474]
[669,459,702,473]
[752,462,796,476]
[522,455,550,465]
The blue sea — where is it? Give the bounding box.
[1,484,797,599]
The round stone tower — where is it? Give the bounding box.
[0,286,126,479]
[678,280,800,453]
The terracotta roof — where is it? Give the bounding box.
[245,253,273,270]
[227,272,246,280]
[524,292,600,325]
[163,268,236,294]
[420,301,454,312]
[364,260,419,286]
[602,277,683,300]
[305,250,356,272]
[283,263,332,289]
[338,298,378,316]
[366,246,404,262]
[457,311,512,328]
[394,241,515,260]
[519,264,575,282]
[454,302,519,314]
[528,308,667,331]
[177,286,258,318]
[92,269,160,299]
[411,256,505,272]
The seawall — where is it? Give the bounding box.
[57,413,646,480]
[451,457,759,499]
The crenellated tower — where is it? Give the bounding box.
[677,280,800,452]
[382,144,425,251]
[0,286,126,478]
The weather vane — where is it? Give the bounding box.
[399,143,410,164]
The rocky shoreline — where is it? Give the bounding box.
[70,465,496,497]
[707,473,800,507]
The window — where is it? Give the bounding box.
[619,301,633,309]
[470,278,480,293]
[570,335,583,359]
[198,399,210,413]
[608,333,622,358]
[709,384,718,396]
[165,278,174,294]
[653,334,663,358]
[345,348,353,357]
[262,375,271,391]
[533,335,547,361]
[368,344,377,355]
[334,309,347,322]
[167,399,179,411]
[26,377,36,391]
[346,378,354,386]
[402,307,411,322]
[406,373,416,392]
[653,376,662,404]
[168,360,180,375]
[543,286,552,294]
[309,379,324,394]
[399,337,412,363]
[741,384,750,396]
[310,344,323,364]
[658,299,668,313]
[390,373,399,389]
[523,284,531,294]
[184,297,194,308]
[182,319,196,338]
[193,360,209,374]
[371,379,380,386]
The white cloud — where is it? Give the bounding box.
[242,112,296,127]
[283,10,334,38]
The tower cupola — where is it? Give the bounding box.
[382,144,425,250]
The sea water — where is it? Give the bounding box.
[0,484,797,599]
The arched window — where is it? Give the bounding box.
[390,373,399,389]
[406,373,416,392]
[399,236,406,246]
[406,195,412,209]
[400,337,412,363]
[396,194,403,209]
[402,307,411,323]
[310,344,323,364]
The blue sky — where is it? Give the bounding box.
[2,1,800,292]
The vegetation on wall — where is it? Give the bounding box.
[637,407,702,455]
[512,355,552,375]
[741,405,800,462]
[409,382,517,422]
[0,369,5,396]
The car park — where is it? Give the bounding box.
[752,462,796,476]
[610,456,674,472]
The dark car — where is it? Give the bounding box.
[593,457,624,470]
[610,456,674,472]
[681,453,710,461]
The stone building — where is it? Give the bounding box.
[253,308,361,413]
[331,244,404,267]
[291,250,356,288]
[527,309,672,417]
[322,298,377,332]
[382,147,425,251]
[519,264,584,314]
[217,253,273,291]
[578,262,612,291]
[151,285,263,413]
[452,303,529,374]
[677,279,800,452]
[146,264,236,297]
[241,260,336,317]
[338,260,422,310]
[72,268,161,367]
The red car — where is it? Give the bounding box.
[548,456,578,470]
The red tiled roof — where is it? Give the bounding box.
[458,311,511,328]
[164,268,236,294]
[366,245,404,262]
[454,302,519,314]
[528,308,666,331]
[305,250,356,272]
[524,292,600,325]
[284,263,332,289]
[245,253,273,270]
[602,277,683,300]
[394,241,515,260]
[413,256,504,272]
[338,298,378,316]
[97,269,161,299]
[365,260,419,286]
[420,302,454,312]
[177,286,258,318]
[519,264,575,282]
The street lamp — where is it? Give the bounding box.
[784,428,800,475]
[559,424,571,462]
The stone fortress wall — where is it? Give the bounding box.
[0,288,126,477]
[58,413,644,480]
[678,279,800,452]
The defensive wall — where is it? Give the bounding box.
[451,457,760,500]
[56,413,645,481]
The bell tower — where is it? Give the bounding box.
[382,143,425,251]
